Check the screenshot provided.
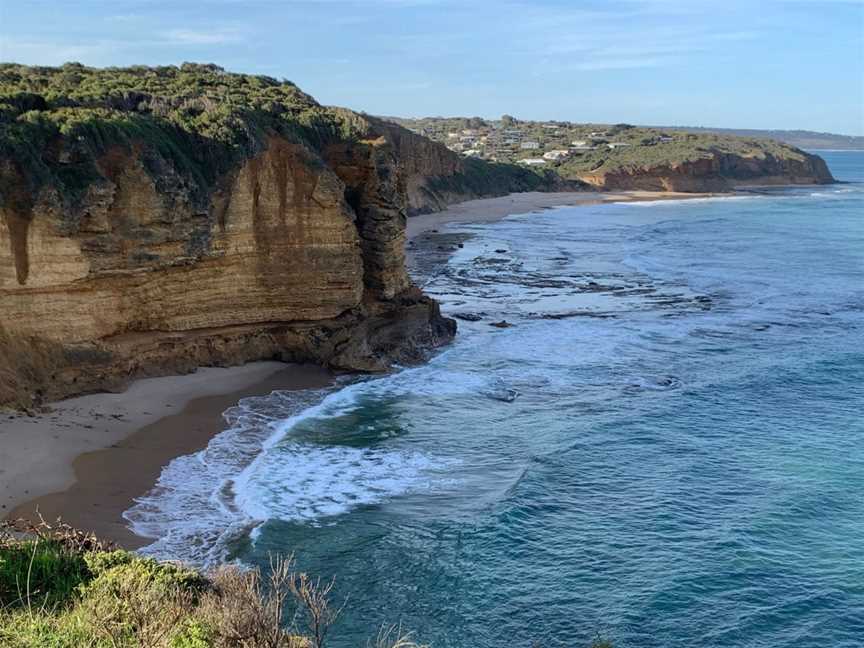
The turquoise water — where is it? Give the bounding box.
[129,151,864,647]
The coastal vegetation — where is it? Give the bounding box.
[0,518,612,648]
[0,62,364,207]
[0,63,548,214]
[0,518,408,648]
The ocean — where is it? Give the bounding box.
[126,151,864,648]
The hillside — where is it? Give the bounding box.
[388,116,835,191]
[0,63,566,408]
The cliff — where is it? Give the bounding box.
[574,148,835,192]
[368,119,576,213]
[0,63,550,408]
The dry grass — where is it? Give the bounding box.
[369,624,430,648]
[1,514,117,554]
[198,554,343,648]
[198,557,303,648]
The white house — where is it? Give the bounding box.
[520,141,540,150]
[607,142,632,149]
[542,149,570,161]
[518,158,546,166]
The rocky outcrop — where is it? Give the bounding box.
[0,128,458,408]
[578,149,835,192]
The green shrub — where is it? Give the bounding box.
[170,619,214,648]
[81,551,207,599]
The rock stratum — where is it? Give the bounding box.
[0,63,561,408]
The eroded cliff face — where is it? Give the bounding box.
[577,150,835,192]
[368,119,577,214]
[0,131,455,408]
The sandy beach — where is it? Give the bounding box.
[2,362,332,546]
[406,189,717,243]
[2,188,718,548]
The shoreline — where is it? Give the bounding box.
[406,189,719,248]
[3,362,333,547]
[1,188,750,549]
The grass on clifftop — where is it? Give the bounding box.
[0,518,614,648]
[556,131,806,177]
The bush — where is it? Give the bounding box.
[0,522,349,648]
[82,550,207,595]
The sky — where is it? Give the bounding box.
[1,0,862,135]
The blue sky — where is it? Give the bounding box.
[1,0,862,134]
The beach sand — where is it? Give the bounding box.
[406,190,715,241]
[3,362,332,547]
[2,188,717,548]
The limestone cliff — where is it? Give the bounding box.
[575,148,834,192]
[0,64,483,408]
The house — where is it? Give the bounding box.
[589,131,610,138]
[607,142,631,149]
[658,136,674,143]
[542,149,570,161]
[520,141,540,150]
[518,158,546,166]
[462,149,482,158]
[571,140,588,147]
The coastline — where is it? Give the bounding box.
[3,362,332,547]
[2,188,736,549]
[406,189,718,247]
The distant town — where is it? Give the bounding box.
[385,116,864,169]
[386,116,675,167]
